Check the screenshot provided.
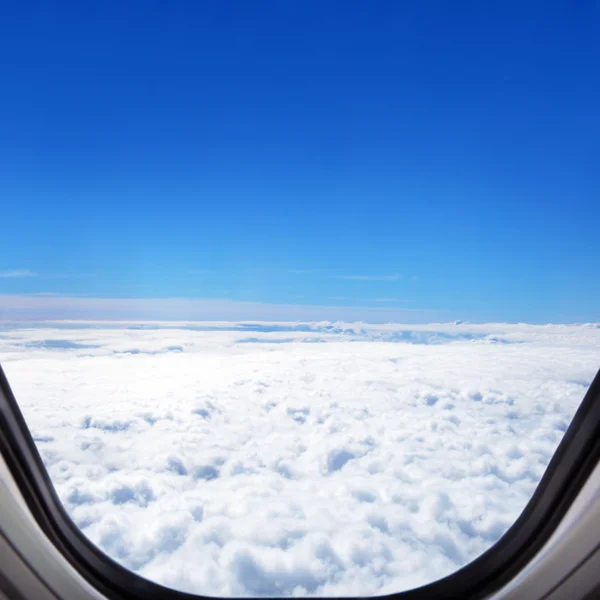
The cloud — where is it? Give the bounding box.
[243,268,333,275]
[29,292,64,297]
[328,296,410,304]
[0,294,447,323]
[187,269,211,275]
[0,270,89,280]
[2,321,598,596]
[333,273,401,281]
[0,269,37,278]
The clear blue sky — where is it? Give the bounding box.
[1,1,598,323]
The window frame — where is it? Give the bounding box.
[1,364,599,600]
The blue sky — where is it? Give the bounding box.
[1,1,598,323]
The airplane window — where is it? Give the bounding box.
[1,1,598,598]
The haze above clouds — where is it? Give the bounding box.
[1,321,598,596]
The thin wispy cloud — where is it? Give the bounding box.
[187,268,211,275]
[246,268,333,275]
[328,296,410,304]
[26,292,95,298]
[0,294,447,323]
[333,273,401,281]
[0,269,37,278]
[0,270,89,280]
[48,272,92,279]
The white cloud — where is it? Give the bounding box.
[333,274,401,281]
[0,269,37,278]
[1,321,599,596]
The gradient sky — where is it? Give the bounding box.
[1,1,598,322]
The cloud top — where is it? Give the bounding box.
[1,321,598,596]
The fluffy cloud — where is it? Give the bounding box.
[1,321,599,596]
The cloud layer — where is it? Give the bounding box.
[1,321,599,596]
